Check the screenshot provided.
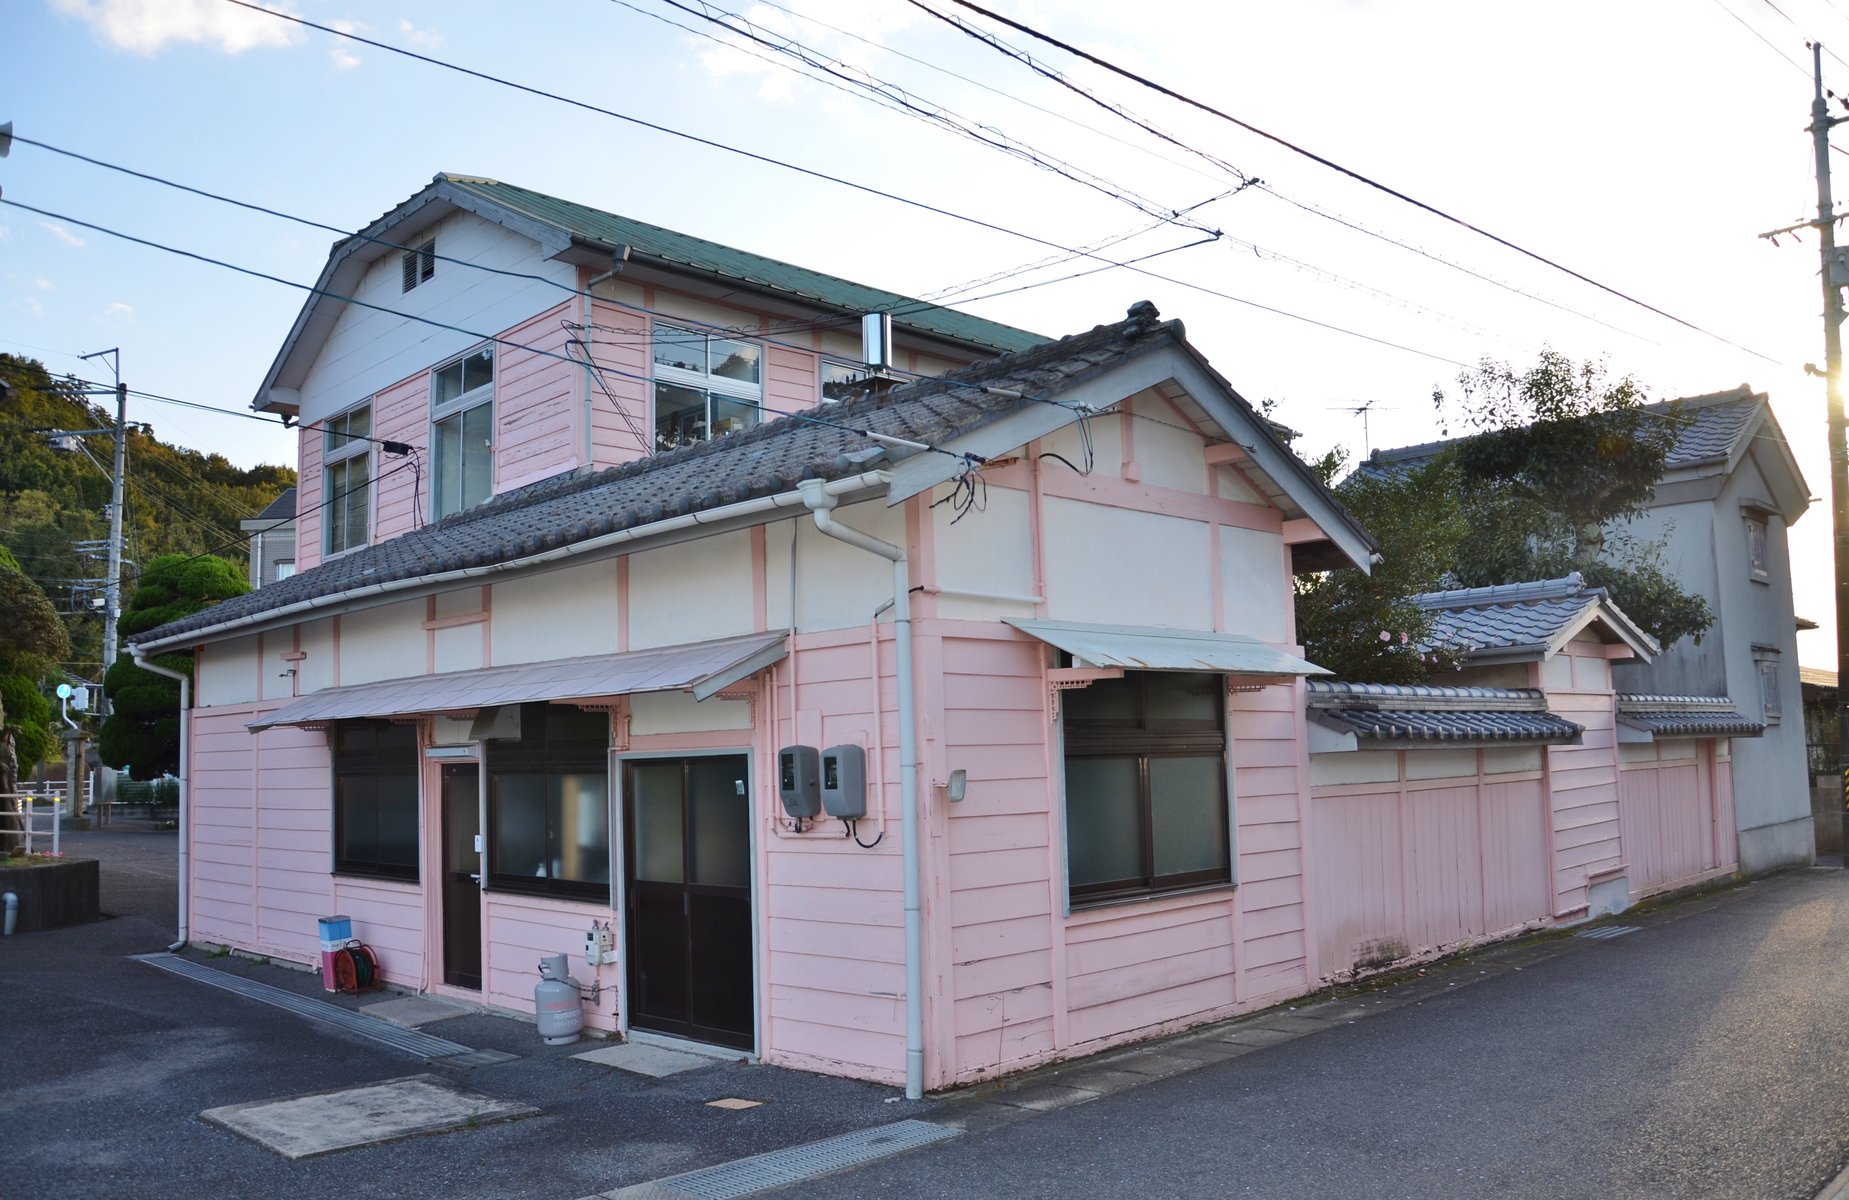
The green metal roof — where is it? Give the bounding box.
[439,174,1047,355]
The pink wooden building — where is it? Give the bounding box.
[1304,575,1760,981]
[127,175,1386,1095]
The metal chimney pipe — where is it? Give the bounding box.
[861,313,893,372]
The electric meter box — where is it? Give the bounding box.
[821,744,868,819]
[778,745,821,819]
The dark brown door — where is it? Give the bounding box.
[441,763,482,989]
[625,755,753,1049]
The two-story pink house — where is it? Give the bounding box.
[127,175,1382,1096]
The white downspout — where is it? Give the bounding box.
[796,478,924,1101]
[130,647,190,952]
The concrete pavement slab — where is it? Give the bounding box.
[361,995,471,1027]
[573,1042,724,1077]
[199,1073,539,1160]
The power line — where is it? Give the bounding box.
[211,1,1467,364]
[933,0,1784,365]
[610,0,1226,236]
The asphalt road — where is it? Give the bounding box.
[10,829,1849,1199]
[798,869,1849,1200]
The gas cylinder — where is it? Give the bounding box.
[534,953,584,1045]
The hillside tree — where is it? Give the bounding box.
[0,545,70,847]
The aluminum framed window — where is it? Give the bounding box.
[332,719,420,881]
[431,347,494,519]
[652,322,763,451]
[486,703,612,902]
[1062,670,1231,906]
[323,403,371,555]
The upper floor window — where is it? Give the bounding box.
[1063,670,1230,906]
[653,322,762,451]
[1755,647,1783,724]
[820,359,874,402]
[1746,515,1770,582]
[402,238,435,292]
[324,404,371,555]
[432,347,494,519]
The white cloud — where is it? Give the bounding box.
[49,0,304,55]
[39,221,85,248]
[18,298,46,318]
[102,301,135,322]
[35,277,53,291]
[398,18,442,48]
[329,21,361,68]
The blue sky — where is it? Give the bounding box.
[5,0,1846,661]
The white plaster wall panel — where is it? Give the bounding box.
[629,531,756,648]
[764,520,796,630]
[1659,738,1698,761]
[261,633,298,702]
[436,587,485,620]
[337,600,427,685]
[1308,749,1400,787]
[298,619,336,694]
[1405,748,1479,781]
[1219,525,1289,642]
[793,503,907,632]
[1040,418,1123,476]
[1572,653,1611,691]
[1540,655,1574,691]
[931,485,1036,620]
[1620,742,1659,764]
[1128,396,1206,493]
[1483,746,1544,774]
[431,715,474,745]
[434,623,485,674]
[198,635,262,706]
[1216,467,1264,504]
[629,691,753,734]
[296,212,576,425]
[491,560,619,664]
[1041,497,1212,628]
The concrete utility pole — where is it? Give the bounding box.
[1809,43,1849,857]
[75,348,126,722]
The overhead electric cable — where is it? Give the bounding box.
[930,0,1783,365]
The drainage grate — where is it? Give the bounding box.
[1574,925,1641,940]
[644,1120,961,1199]
[133,953,481,1061]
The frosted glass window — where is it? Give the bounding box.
[631,762,685,884]
[1065,757,1140,888]
[1150,757,1227,877]
[689,759,750,887]
[485,703,610,901]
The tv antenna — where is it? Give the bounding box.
[1326,399,1396,457]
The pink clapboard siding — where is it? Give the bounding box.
[1309,758,1550,978]
[932,631,1317,1080]
[483,893,616,1030]
[494,305,582,493]
[764,345,820,418]
[370,372,430,543]
[764,629,907,1082]
[586,299,652,467]
[1546,688,1624,917]
[189,705,338,963]
[1619,742,1737,898]
[295,431,324,573]
[940,631,1058,1081]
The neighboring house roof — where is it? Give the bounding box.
[135,304,1377,653]
[1616,694,1765,739]
[1305,680,1582,745]
[254,173,1045,413]
[1410,573,1659,665]
[1800,665,1837,691]
[239,486,297,531]
[1359,385,1808,522]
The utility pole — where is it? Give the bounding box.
[74,348,126,722]
[1809,43,1849,859]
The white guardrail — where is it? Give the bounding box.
[2,786,65,857]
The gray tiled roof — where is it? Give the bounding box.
[255,487,297,522]
[1409,573,1658,661]
[135,305,1267,649]
[1616,694,1765,738]
[1361,386,1764,478]
[1306,680,1581,744]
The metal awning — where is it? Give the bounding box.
[248,630,788,732]
[1002,619,1328,677]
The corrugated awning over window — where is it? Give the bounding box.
[247,630,788,732]
[1002,619,1328,677]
